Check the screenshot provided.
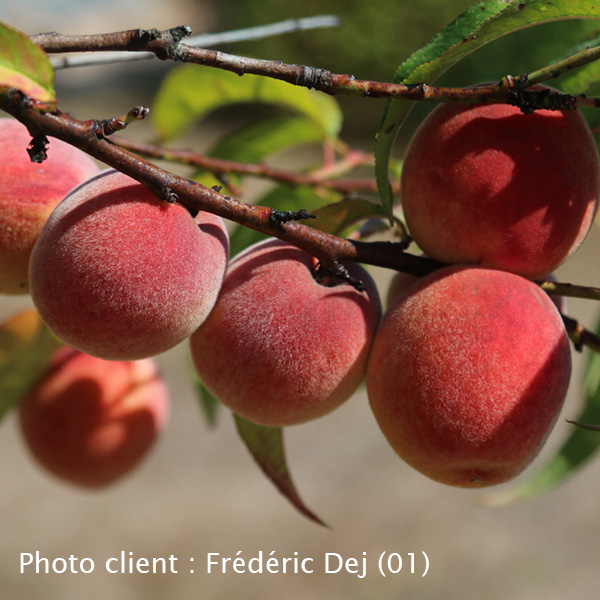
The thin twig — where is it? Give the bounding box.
[566,419,600,431]
[30,27,600,109]
[562,315,600,353]
[524,44,600,87]
[35,16,340,70]
[112,136,397,195]
[539,280,600,302]
[3,91,600,342]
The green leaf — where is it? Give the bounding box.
[0,21,55,104]
[191,115,329,194]
[375,0,600,220]
[152,65,342,142]
[228,184,340,258]
[234,414,327,527]
[209,114,327,163]
[483,312,600,506]
[550,31,600,95]
[190,367,220,427]
[310,198,386,236]
[0,310,63,420]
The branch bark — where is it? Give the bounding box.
[31,27,600,110]
[0,90,428,275]
[2,88,600,356]
[2,89,599,301]
[112,136,396,196]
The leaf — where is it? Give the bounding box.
[310,198,386,236]
[228,184,340,258]
[0,21,55,104]
[549,31,600,95]
[192,115,329,194]
[209,114,327,163]
[374,0,600,220]
[151,65,342,142]
[482,312,600,506]
[234,414,327,527]
[0,309,63,420]
[190,367,220,427]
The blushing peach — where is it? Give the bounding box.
[367,265,572,488]
[29,169,229,360]
[190,238,381,427]
[19,347,169,488]
[0,118,99,294]
[400,92,599,278]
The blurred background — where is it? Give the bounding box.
[2,1,600,598]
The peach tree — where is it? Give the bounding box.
[2,0,600,526]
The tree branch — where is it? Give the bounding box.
[0,90,411,271]
[36,16,341,69]
[3,89,600,352]
[112,136,397,196]
[30,27,600,110]
[562,315,600,353]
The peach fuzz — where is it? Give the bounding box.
[400,94,599,279]
[189,238,382,427]
[19,347,169,488]
[29,169,229,360]
[0,118,99,294]
[367,265,572,488]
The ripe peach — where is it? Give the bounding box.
[189,238,382,427]
[29,169,229,360]
[400,92,600,279]
[19,347,169,488]
[367,265,572,488]
[0,118,99,294]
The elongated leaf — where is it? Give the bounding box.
[0,21,55,104]
[192,114,329,194]
[0,309,63,420]
[375,0,600,219]
[190,367,220,427]
[483,312,600,506]
[210,114,327,163]
[234,414,327,526]
[310,198,386,236]
[152,65,342,142]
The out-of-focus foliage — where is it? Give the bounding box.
[374,0,600,219]
[214,0,598,141]
[0,19,55,105]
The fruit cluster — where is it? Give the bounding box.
[1,87,598,490]
[369,94,599,487]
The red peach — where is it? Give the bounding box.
[29,169,229,360]
[367,265,572,488]
[0,118,99,294]
[189,238,382,427]
[19,347,169,488]
[400,92,599,278]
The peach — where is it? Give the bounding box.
[367,265,572,488]
[19,347,169,488]
[400,92,600,279]
[0,118,99,294]
[189,238,382,427]
[29,169,229,360]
